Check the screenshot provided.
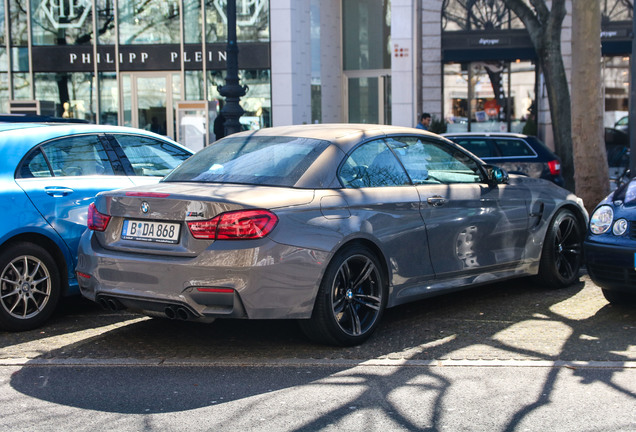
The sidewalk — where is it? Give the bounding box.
[1,275,634,364]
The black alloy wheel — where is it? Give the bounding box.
[537,209,583,288]
[299,245,387,346]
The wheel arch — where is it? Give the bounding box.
[329,237,391,289]
[555,202,588,232]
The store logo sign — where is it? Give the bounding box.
[213,0,267,26]
[38,0,92,30]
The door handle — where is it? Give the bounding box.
[427,195,447,207]
[45,186,74,197]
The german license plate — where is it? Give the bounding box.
[121,220,180,244]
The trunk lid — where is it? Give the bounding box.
[93,182,316,256]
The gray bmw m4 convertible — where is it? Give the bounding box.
[77,124,587,346]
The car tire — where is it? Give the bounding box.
[536,209,583,288]
[0,242,61,331]
[299,245,387,346]
[601,288,636,305]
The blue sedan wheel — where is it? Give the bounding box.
[537,209,584,288]
[300,245,387,346]
[0,242,61,331]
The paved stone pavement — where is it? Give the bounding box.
[1,275,634,365]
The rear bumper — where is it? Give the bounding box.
[76,231,329,320]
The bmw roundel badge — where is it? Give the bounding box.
[141,201,150,213]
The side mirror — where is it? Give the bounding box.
[485,165,509,185]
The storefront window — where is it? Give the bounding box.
[208,69,271,129]
[172,72,182,132]
[509,60,536,133]
[310,0,321,124]
[9,0,28,46]
[11,46,28,72]
[603,55,630,128]
[343,0,390,71]
[12,72,30,98]
[348,77,379,124]
[0,73,8,112]
[185,71,205,100]
[444,60,535,133]
[600,3,632,131]
[118,0,181,44]
[99,72,118,124]
[35,72,96,120]
[602,0,633,22]
[31,0,93,45]
[184,0,203,43]
[0,2,6,106]
[204,0,269,43]
[0,1,5,46]
[95,0,116,44]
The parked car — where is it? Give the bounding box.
[605,127,630,189]
[0,123,193,331]
[585,178,636,305]
[614,115,629,133]
[442,132,565,186]
[77,124,587,346]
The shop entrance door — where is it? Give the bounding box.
[122,72,180,139]
[344,70,391,124]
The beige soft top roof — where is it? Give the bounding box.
[229,123,438,146]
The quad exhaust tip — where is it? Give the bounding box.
[97,297,125,311]
[164,305,191,320]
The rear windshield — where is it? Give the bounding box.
[163,135,330,187]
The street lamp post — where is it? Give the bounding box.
[218,0,248,136]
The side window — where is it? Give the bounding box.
[40,135,115,177]
[18,149,52,178]
[454,139,495,158]
[389,136,483,184]
[339,139,410,188]
[114,135,191,177]
[493,139,536,157]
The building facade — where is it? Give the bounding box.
[0,0,633,150]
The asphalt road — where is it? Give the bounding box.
[0,274,634,431]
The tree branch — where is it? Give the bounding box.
[504,0,541,35]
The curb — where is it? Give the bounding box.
[1,357,635,369]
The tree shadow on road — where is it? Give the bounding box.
[4,276,636,430]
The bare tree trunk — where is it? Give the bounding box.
[505,0,576,191]
[540,36,574,191]
[571,0,609,212]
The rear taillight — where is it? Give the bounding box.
[188,209,278,240]
[87,203,111,231]
[548,160,561,176]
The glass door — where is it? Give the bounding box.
[121,72,178,139]
[344,70,391,124]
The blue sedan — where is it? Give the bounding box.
[585,178,636,304]
[0,123,193,331]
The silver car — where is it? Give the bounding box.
[77,124,588,346]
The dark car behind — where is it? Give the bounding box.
[442,132,564,186]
